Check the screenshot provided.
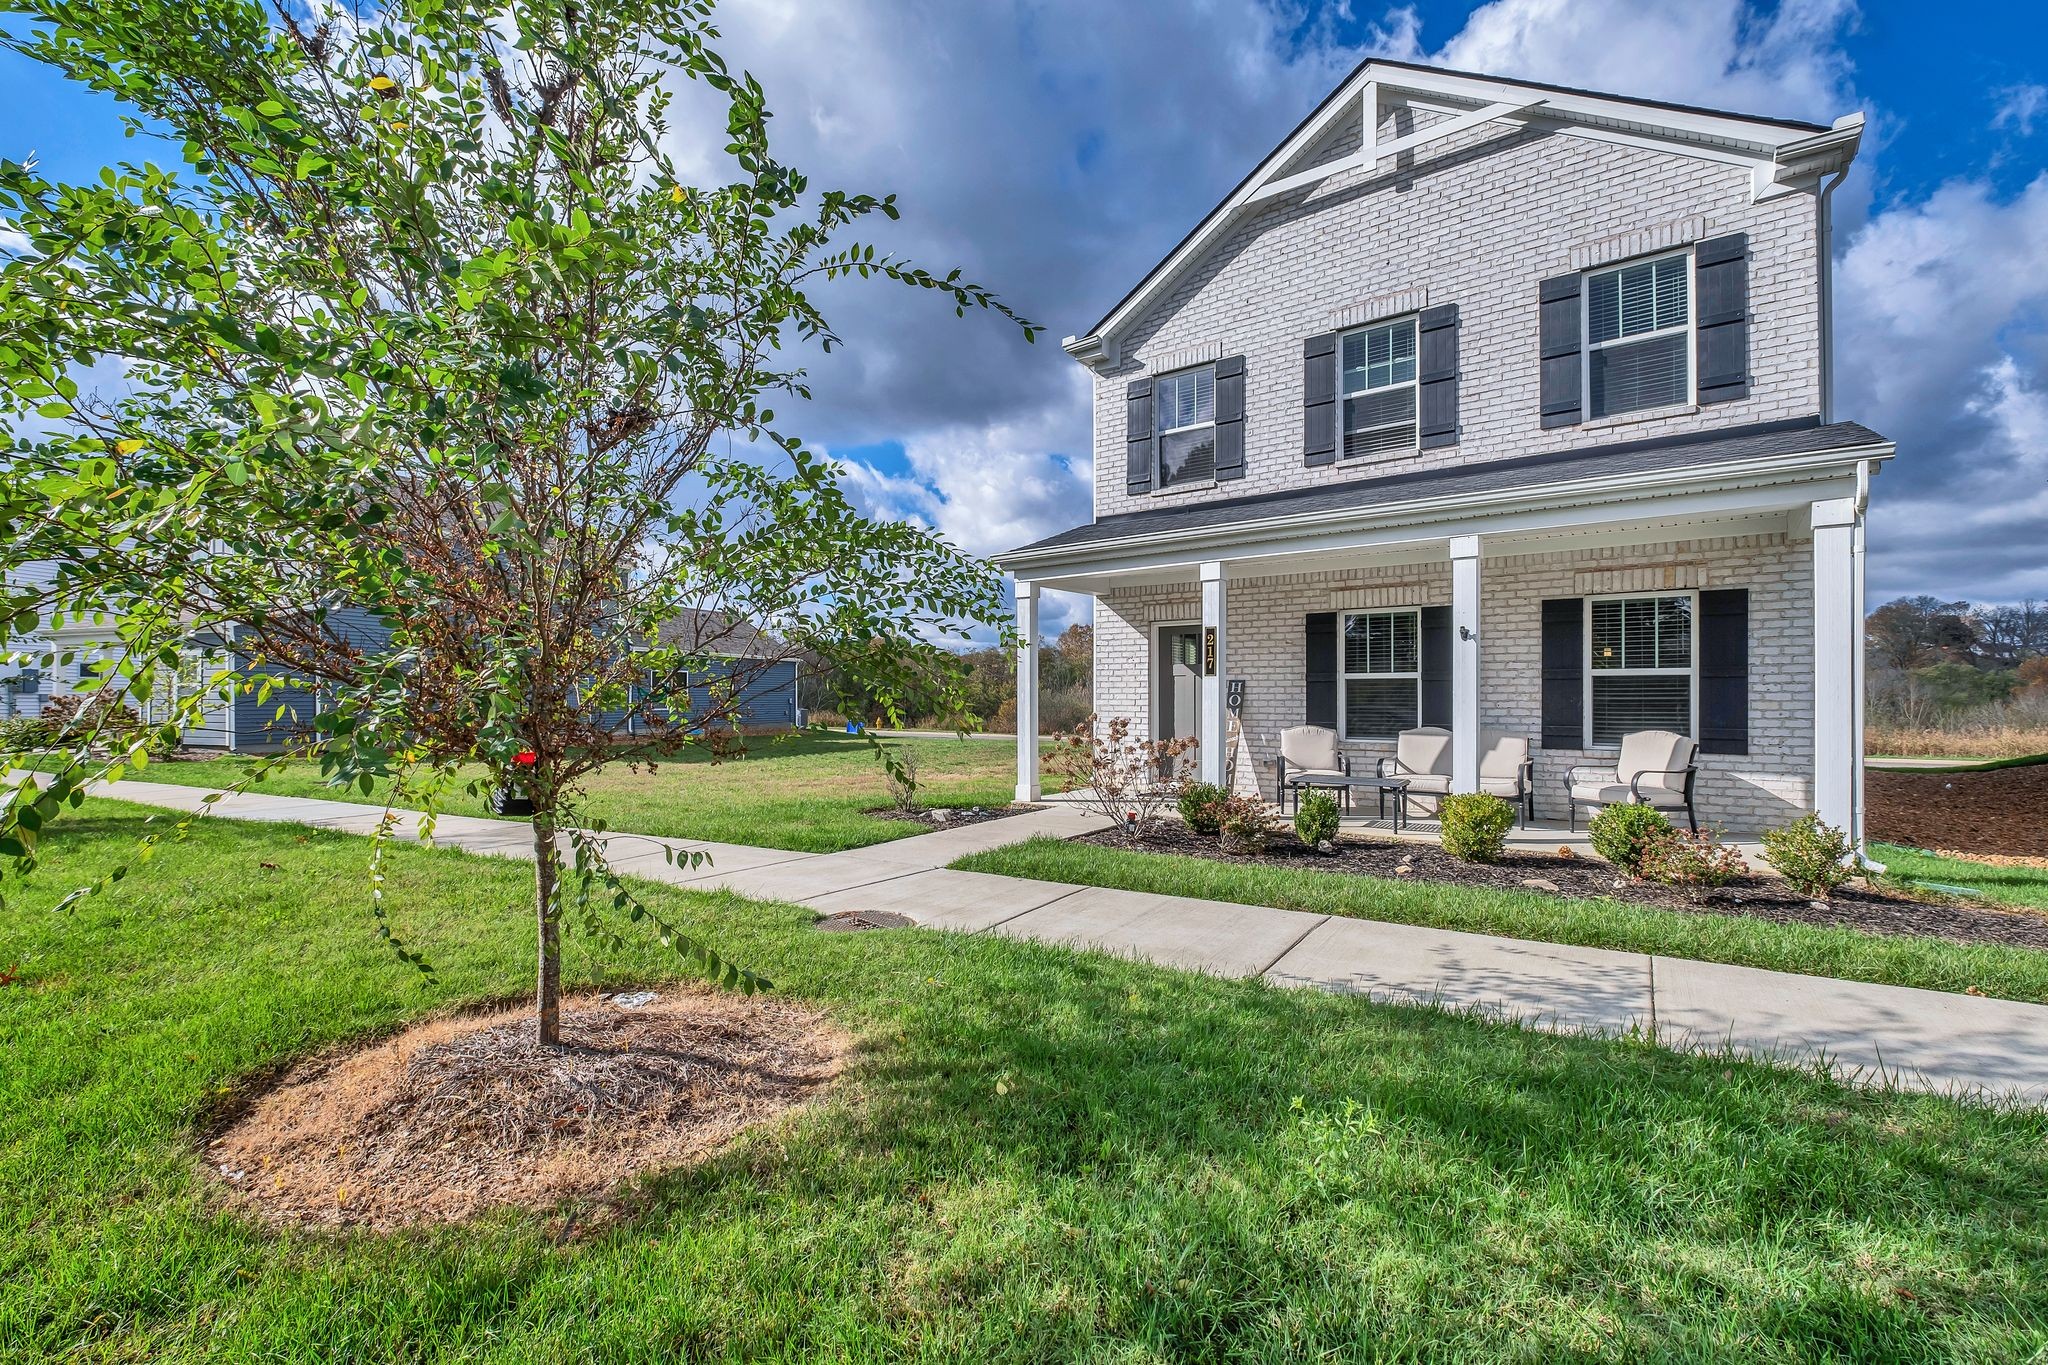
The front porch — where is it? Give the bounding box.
[1006,443,1880,844]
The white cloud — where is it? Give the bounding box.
[661,0,2042,613]
[0,225,28,256]
[1993,83,2048,136]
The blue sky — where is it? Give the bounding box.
[7,0,2048,644]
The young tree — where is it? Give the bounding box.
[0,0,1032,1042]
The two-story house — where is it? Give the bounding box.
[999,60,1888,842]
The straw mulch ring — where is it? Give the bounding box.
[207,989,848,1231]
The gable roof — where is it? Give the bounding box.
[1067,60,1862,365]
[1001,417,1890,565]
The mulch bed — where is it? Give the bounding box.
[1080,824,2048,952]
[866,803,1039,830]
[1869,761,2048,859]
[207,989,848,1231]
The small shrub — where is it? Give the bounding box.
[1762,813,1855,900]
[1217,793,1273,856]
[1439,792,1514,863]
[0,715,58,751]
[1178,781,1227,835]
[882,747,921,812]
[1588,802,1674,877]
[1642,827,1749,901]
[1293,789,1340,847]
[1047,716,1194,845]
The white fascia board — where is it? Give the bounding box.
[998,443,1893,577]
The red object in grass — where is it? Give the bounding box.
[513,750,538,766]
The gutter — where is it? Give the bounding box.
[1000,440,1895,572]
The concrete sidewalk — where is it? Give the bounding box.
[88,779,2048,1104]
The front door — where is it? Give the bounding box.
[1157,625,1201,776]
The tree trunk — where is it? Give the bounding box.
[533,807,562,1047]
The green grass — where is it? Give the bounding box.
[1870,752,2048,773]
[4,805,2047,1360]
[125,731,1049,852]
[1874,842,2048,911]
[955,837,2048,1005]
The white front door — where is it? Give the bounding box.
[1156,624,1201,777]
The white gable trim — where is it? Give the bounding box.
[1064,62,1862,368]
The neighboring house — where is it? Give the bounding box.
[604,608,802,737]
[999,61,1886,841]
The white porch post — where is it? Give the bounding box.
[1198,560,1229,788]
[1811,498,1859,834]
[1013,579,1040,803]
[1449,534,1482,793]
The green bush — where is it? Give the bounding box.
[1178,781,1227,835]
[1217,794,1272,856]
[0,715,58,751]
[1762,813,1855,900]
[1293,790,1340,847]
[1642,827,1749,901]
[1439,792,1514,863]
[1588,802,1674,877]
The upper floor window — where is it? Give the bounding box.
[1588,593,1694,745]
[1155,366,1215,489]
[1340,317,1417,459]
[1342,608,1420,739]
[1586,254,1690,418]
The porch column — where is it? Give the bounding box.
[1449,534,1482,793]
[1811,498,1859,834]
[1013,579,1040,803]
[1198,560,1229,788]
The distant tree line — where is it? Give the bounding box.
[1866,595,2048,740]
[799,624,1092,733]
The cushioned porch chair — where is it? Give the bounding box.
[1478,731,1537,826]
[1271,724,1349,812]
[1563,729,1700,832]
[1375,726,1453,818]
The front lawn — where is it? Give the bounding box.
[6,806,2048,1360]
[955,836,2048,1005]
[1874,841,2048,911]
[128,730,1046,852]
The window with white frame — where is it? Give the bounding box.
[1586,253,1690,418]
[1154,366,1216,489]
[1341,608,1420,739]
[1339,317,1418,459]
[1588,593,1694,746]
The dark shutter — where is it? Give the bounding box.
[1418,605,1452,727]
[1698,587,1750,754]
[1302,333,1337,467]
[1304,612,1337,727]
[1125,378,1154,495]
[1539,274,1583,429]
[1416,304,1460,449]
[1694,233,1749,405]
[1213,355,1246,481]
[1540,597,1584,749]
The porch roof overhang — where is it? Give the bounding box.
[999,417,1891,593]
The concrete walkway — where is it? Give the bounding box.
[88,779,2048,1104]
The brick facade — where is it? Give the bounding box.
[1095,533,1814,833]
[1088,100,1821,517]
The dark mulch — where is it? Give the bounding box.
[1079,823,2048,952]
[1869,762,2048,859]
[866,803,1039,830]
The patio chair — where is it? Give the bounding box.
[1563,729,1700,832]
[1477,731,1536,826]
[1271,724,1348,812]
[1376,726,1453,818]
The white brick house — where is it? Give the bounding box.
[998,61,1889,840]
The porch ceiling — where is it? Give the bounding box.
[1025,505,1801,595]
